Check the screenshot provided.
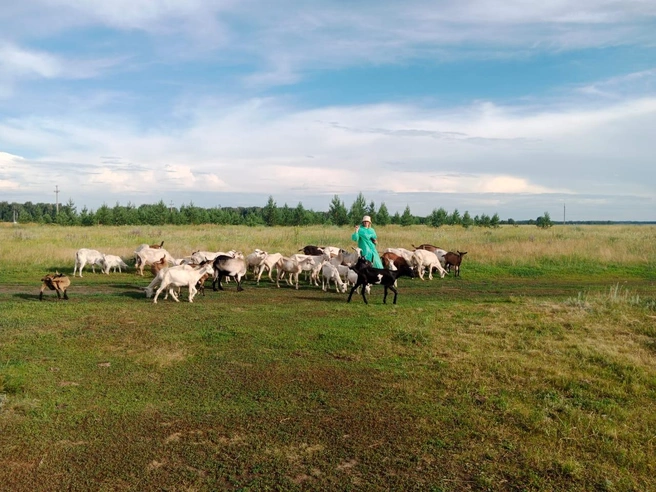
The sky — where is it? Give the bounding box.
[1,1,655,221]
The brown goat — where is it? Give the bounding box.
[195,272,211,296]
[412,243,444,254]
[40,272,70,300]
[149,240,165,249]
[149,255,168,276]
[381,251,412,270]
[443,251,467,277]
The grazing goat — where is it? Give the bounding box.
[73,248,103,277]
[412,244,447,266]
[98,254,129,274]
[321,263,347,293]
[411,249,447,280]
[152,263,214,304]
[381,251,411,271]
[383,247,415,263]
[444,251,467,277]
[347,256,416,305]
[149,255,169,276]
[212,255,247,292]
[298,245,324,256]
[276,256,316,289]
[40,272,70,300]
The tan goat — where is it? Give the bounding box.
[39,272,71,300]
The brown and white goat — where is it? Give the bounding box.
[150,240,164,249]
[149,255,169,276]
[443,251,467,277]
[40,272,70,300]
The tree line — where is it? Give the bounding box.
[1,193,550,228]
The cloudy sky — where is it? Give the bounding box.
[1,1,655,221]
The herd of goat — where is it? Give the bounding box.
[39,241,467,305]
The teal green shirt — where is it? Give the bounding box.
[351,226,383,268]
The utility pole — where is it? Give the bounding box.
[563,203,566,225]
[54,185,60,214]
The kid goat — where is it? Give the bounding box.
[347,256,416,305]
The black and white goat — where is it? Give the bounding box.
[347,256,416,305]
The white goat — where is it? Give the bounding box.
[245,249,268,279]
[256,253,284,284]
[153,263,214,304]
[98,254,129,274]
[321,263,347,293]
[73,248,104,277]
[411,249,447,280]
[276,256,316,289]
[135,247,175,276]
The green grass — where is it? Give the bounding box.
[1,224,655,490]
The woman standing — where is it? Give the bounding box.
[352,215,383,268]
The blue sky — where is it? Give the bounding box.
[1,0,655,221]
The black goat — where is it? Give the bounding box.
[298,245,324,256]
[347,256,416,305]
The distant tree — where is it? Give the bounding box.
[461,211,473,228]
[490,213,500,228]
[277,203,291,226]
[293,202,311,226]
[377,202,391,226]
[366,200,376,218]
[262,196,279,226]
[507,218,516,226]
[244,210,265,226]
[95,203,113,225]
[349,192,368,225]
[428,207,448,228]
[536,211,553,229]
[400,205,415,226]
[448,209,462,225]
[328,195,349,226]
[79,206,95,226]
[479,214,491,228]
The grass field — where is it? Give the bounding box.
[1,224,655,491]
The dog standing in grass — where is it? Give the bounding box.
[40,272,70,300]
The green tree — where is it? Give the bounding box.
[449,209,462,225]
[490,213,500,228]
[328,195,349,226]
[536,211,553,229]
[461,211,473,228]
[428,207,448,227]
[376,202,391,226]
[293,202,311,226]
[366,200,376,218]
[400,205,415,226]
[349,192,367,225]
[95,203,113,225]
[262,196,280,227]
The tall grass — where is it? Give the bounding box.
[2,223,655,270]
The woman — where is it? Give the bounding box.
[352,215,383,268]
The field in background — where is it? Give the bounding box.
[1,224,655,491]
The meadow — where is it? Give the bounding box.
[1,223,655,491]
